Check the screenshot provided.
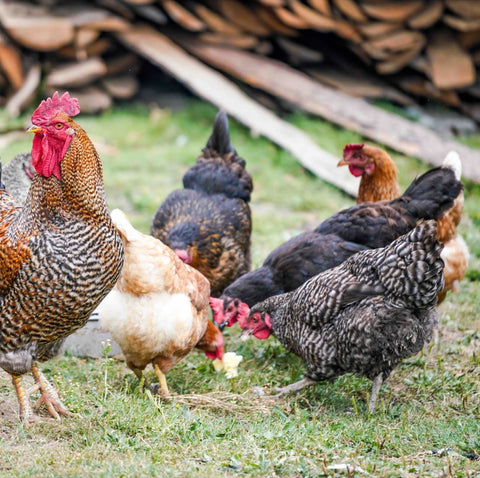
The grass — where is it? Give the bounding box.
[0,99,479,477]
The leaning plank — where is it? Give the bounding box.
[117,27,360,196]
[181,41,480,183]
[6,63,41,117]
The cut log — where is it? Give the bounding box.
[0,2,74,51]
[178,40,480,182]
[407,0,443,29]
[102,75,139,99]
[254,5,297,36]
[307,0,331,17]
[45,86,112,114]
[426,29,476,89]
[217,0,271,36]
[160,0,206,31]
[273,7,310,28]
[360,1,423,22]
[0,41,23,90]
[6,62,40,117]
[445,0,480,19]
[397,76,461,107]
[363,30,425,53]
[117,27,360,196]
[277,38,324,65]
[46,58,108,89]
[443,14,480,32]
[357,22,402,39]
[375,44,424,74]
[332,0,368,23]
[288,0,337,31]
[192,4,242,34]
[198,33,259,49]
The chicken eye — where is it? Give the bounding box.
[55,123,63,129]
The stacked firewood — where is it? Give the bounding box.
[1,0,480,120]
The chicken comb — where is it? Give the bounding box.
[31,91,80,125]
[343,143,364,156]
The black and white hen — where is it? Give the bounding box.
[240,220,444,412]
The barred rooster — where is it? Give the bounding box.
[151,110,252,297]
[0,92,124,423]
[241,221,444,412]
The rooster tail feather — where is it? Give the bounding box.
[442,151,462,180]
[205,110,235,156]
[376,220,444,308]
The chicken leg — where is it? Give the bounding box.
[12,374,38,424]
[368,373,383,414]
[264,377,317,399]
[31,363,72,419]
[154,364,170,398]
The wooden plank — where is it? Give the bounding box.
[426,29,476,89]
[116,27,360,196]
[361,1,423,22]
[178,39,480,183]
[407,0,443,29]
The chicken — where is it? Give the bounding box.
[338,144,468,303]
[98,209,224,397]
[2,152,34,204]
[151,110,252,297]
[0,92,124,423]
[240,220,444,413]
[211,163,462,329]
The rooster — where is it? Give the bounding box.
[338,144,468,303]
[0,92,124,423]
[211,164,462,329]
[98,209,224,397]
[241,221,443,413]
[151,110,252,297]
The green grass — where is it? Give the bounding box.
[0,100,479,477]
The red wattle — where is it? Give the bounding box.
[32,132,72,180]
[348,165,365,177]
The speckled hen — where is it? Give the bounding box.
[241,221,444,412]
[0,92,124,423]
[150,110,252,297]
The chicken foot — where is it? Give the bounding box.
[264,377,317,399]
[368,373,383,414]
[153,364,171,399]
[12,375,38,424]
[31,364,72,419]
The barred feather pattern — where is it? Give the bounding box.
[249,221,443,383]
[0,122,124,375]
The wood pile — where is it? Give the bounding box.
[2,0,480,187]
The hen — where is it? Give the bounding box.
[338,143,468,303]
[211,163,462,328]
[241,220,444,413]
[98,209,224,397]
[0,92,124,423]
[2,152,34,204]
[151,110,252,297]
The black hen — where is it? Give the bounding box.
[151,111,252,297]
[211,164,461,328]
[241,220,444,412]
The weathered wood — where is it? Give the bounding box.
[6,62,40,117]
[360,1,423,22]
[307,0,331,17]
[273,7,310,28]
[254,5,297,35]
[192,3,242,34]
[102,75,139,99]
[46,58,107,88]
[180,40,480,182]
[117,27,360,196]
[288,0,337,30]
[407,0,443,29]
[426,29,476,89]
[445,0,480,19]
[0,40,23,90]
[160,0,206,31]
[217,0,271,36]
[332,0,368,23]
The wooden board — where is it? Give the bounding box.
[116,27,361,196]
[426,30,476,89]
[178,39,480,182]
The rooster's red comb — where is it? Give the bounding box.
[31,91,80,125]
[343,143,364,156]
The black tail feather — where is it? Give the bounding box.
[205,110,235,155]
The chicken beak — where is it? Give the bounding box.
[27,124,42,133]
[240,329,252,341]
[218,320,227,332]
[337,159,349,167]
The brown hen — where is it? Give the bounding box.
[338,144,468,303]
[0,92,124,423]
[151,110,252,297]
